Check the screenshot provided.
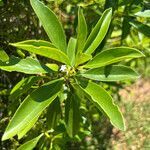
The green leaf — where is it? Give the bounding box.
[65,93,80,137]
[10,42,70,65]
[47,97,61,129]
[129,20,150,37]
[67,37,77,66]
[75,53,92,66]
[17,114,40,139]
[16,40,55,47]
[84,8,112,54]
[135,10,150,18]
[84,47,144,69]
[30,0,67,52]
[0,56,52,74]
[0,48,9,62]
[78,80,125,131]
[9,76,41,100]
[76,7,87,54]
[17,134,43,150]
[2,78,63,140]
[46,63,59,72]
[79,65,139,81]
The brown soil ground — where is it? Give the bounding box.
[108,78,150,150]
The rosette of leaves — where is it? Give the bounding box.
[0,0,144,148]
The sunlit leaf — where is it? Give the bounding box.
[84,47,144,68]
[79,65,139,81]
[0,48,9,62]
[2,78,63,140]
[78,80,125,131]
[76,7,87,54]
[135,10,150,18]
[0,56,52,74]
[67,37,77,66]
[30,0,67,52]
[17,134,43,150]
[10,42,70,65]
[84,8,112,54]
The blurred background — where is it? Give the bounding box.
[0,0,150,149]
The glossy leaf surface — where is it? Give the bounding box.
[79,65,139,81]
[84,47,144,68]
[0,56,52,74]
[2,78,63,140]
[30,0,67,52]
[17,134,43,150]
[79,80,125,131]
[0,48,9,62]
[135,10,150,18]
[67,37,76,66]
[10,42,70,65]
[84,8,112,54]
[76,8,87,54]
[75,53,92,66]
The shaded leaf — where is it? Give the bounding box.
[30,0,67,52]
[9,76,41,100]
[79,65,139,81]
[2,78,63,140]
[0,56,52,74]
[84,8,112,54]
[129,20,150,37]
[10,42,70,65]
[47,97,61,129]
[17,134,43,150]
[84,47,144,69]
[65,93,80,137]
[78,80,125,131]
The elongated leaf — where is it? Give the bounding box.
[17,134,43,150]
[129,20,150,37]
[67,37,76,66]
[15,40,55,47]
[78,80,125,130]
[17,114,40,139]
[84,8,112,54]
[135,10,150,18]
[0,48,9,62]
[75,53,92,66]
[0,56,52,74]
[10,42,70,65]
[76,7,87,54]
[65,94,80,137]
[30,0,67,52]
[9,76,41,100]
[2,78,63,140]
[79,65,139,81]
[84,47,144,69]
[47,97,61,129]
